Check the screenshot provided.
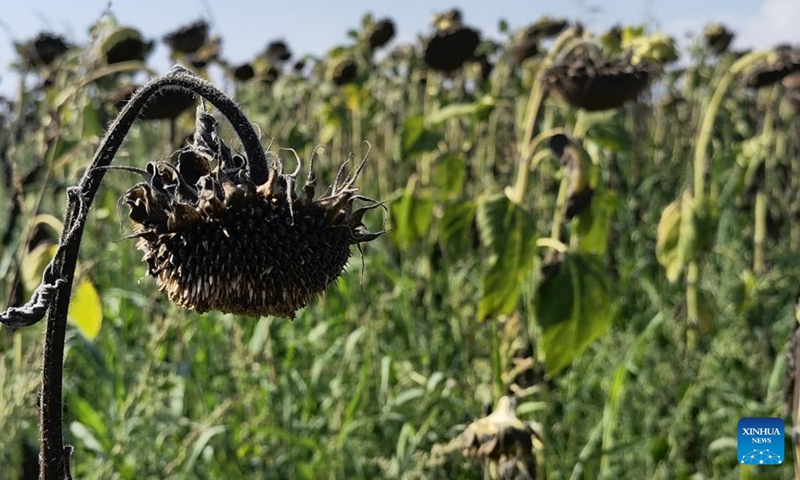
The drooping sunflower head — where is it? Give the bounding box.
[543,52,657,111]
[122,106,383,318]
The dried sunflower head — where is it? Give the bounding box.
[740,48,800,90]
[232,63,255,82]
[264,40,292,63]
[326,57,358,86]
[163,20,209,55]
[102,27,154,65]
[122,107,383,318]
[365,18,396,51]
[14,33,70,67]
[703,24,734,55]
[462,396,539,478]
[508,25,541,65]
[527,16,569,39]
[543,53,656,111]
[424,26,481,74]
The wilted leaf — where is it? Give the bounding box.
[656,191,716,283]
[401,115,442,158]
[477,193,537,320]
[69,278,103,341]
[535,252,612,375]
[390,189,434,249]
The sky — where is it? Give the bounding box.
[0,0,798,91]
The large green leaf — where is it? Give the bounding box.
[401,115,442,158]
[535,252,612,375]
[476,193,537,320]
[573,188,618,255]
[389,190,435,249]
[434,153,466,199]
[438,200,477,262]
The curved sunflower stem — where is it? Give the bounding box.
[684,50,770,350]
[0,66,269,479]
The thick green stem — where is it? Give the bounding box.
[692,51,770,203]
[686,261,700,350]
[754,191,767,275]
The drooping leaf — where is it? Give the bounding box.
[438,200,477,261]
[401,115,442,158]
[573,188,618,254]
[655,197,683,283]
[655,191,716,283]
[428,97,496,125]
[535,252,612,375]
[83,102,104,139]
[477,193,537,320]
[582,110,632,153]
[389,189,434,249]
[69,278,103,341]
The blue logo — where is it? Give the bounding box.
[738,418,784,465]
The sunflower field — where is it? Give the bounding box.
[1,9,800,480]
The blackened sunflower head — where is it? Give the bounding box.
[122,106,383,318]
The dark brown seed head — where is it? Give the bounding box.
[103,27,154,64]
[424,26,481,74]
[366,18,396,51]
[327,57,358,86]
[264,40,292,63]
[527,17,569,39]
[15,33,70,67]
[543,54,656,111]
[508,26,540,65]
[703,24,734,55]
[258,63,281,85]
[123,108,383,318]
[163,21,209,54]
[233,63,255,82]
[186,37,222,70]
[741,48,800,90]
